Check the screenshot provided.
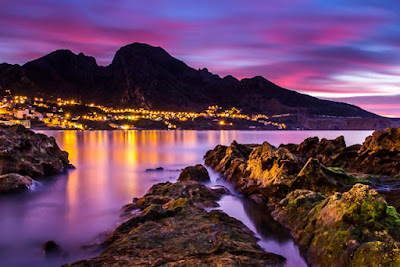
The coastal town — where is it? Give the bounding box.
[0,92,286,130]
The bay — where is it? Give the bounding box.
[0,130,372,266]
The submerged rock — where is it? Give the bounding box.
[66,181,286,266]
[0,173,36,194]
[178,164,210,182]
[145,167,164,172]
[42,240,62,257]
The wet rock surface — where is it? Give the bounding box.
[291,158,356,196]
[0,173,36,193]
[145,167,164,172]
[355,127,400,176]
[204,128,400,266]
[66,181,286,266]
[0,124,73,194]
[177,164,210,182]
[42,240,62,257]
[273,184,400,266]
[0,124,72,177]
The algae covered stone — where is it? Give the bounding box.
[66,181,286,266]
[273,184,400,266]
[178,164,210,182]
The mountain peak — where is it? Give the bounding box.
[122,42,164,50]
[112,42,175,66]
[23,49,98,69]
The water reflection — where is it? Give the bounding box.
[0,130,372,267]
[241,197,292,243]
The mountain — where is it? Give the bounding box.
[0,43,379,118]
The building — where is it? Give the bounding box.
[16,109,29,119]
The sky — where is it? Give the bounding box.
[1,0,399,117]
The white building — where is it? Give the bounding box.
[16,109,29,119]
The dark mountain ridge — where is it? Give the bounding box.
[0,43,379,118]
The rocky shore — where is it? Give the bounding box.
[0,124,73,194]
[66,179,286,266]
[204,127,400,266]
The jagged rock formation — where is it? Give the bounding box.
[356,127,400,176]
[0,124,71,177]
[66,181,286,266]
[204,139,357,202]
[0,124,72,194]
[273,185,400,266]
[204,128,400,266]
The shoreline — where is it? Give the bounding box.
[2,125,399,266]
[32,127,377,132]
[64,177,287,266]
[203,127,400,266]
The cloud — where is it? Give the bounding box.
[325,95,400,118]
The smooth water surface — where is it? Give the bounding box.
[0,130,373,266]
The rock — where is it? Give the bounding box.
[204,144,228,169]
[178,164,210,182]
[42,240,62,257]
[204,135,400,266]
[204,141,254,183]
[120,202,140,217]
[291,158,357,195]
[379,189,400,212]
[315,136,346,156]
[0,124,72,177]
[135,181,224,210]
[0,173,36,194]
[245,142,303,198]
[249,193,267,204]
[273,184,400,266]
[359,127,400,153]
[210,185,231,196]
[145,167,164,172]
[204,141,304,201]
[322,144,362,169]
[295,136,352,166]
[355,127,400,175]
[297,136,319,157]
[66,181,286,266]
[272,190,326,236]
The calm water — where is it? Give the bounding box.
[0,130,372,267]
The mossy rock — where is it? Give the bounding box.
[273,184,400,266]
[66,181,286,266]
[351,241,400,267]
[386,206,400,227]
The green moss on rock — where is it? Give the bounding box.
[273,184,400,266]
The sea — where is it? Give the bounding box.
[0,130,373,267]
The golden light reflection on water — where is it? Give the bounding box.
[58,130,207,221]
[44,129,372,223]
[1,130,372,267]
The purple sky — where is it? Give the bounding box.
[1,0,400,117]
